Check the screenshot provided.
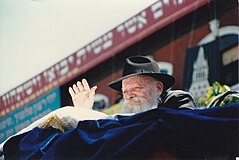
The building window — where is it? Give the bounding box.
[222,45,238,86]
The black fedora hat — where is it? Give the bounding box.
[108,56,175,92]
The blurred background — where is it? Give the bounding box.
[0,0,238,143]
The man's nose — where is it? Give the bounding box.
[124,91,136,99]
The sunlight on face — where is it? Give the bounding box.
[121,75,160,113]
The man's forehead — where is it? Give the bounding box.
[123,75,146,83]
[122,75,154,88]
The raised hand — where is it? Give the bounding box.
[68,79,97,109]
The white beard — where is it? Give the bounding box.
[121,88,159,114]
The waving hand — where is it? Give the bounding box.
[68,79,97,109]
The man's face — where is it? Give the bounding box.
[121,75,162,113]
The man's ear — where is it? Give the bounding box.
[156,81,164,95]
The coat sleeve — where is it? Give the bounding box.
[160,90,197,110]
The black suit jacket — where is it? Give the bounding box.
[160,90,197,110]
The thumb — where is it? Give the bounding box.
[89,86,97,97]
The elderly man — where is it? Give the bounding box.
[69,56,196,113]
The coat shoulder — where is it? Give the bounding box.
[161,90,197,110]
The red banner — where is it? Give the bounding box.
[0,0,210,118]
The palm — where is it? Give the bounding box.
[71,91,94,109]
[69,79,97,109]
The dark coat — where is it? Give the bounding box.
[160,90,197,110]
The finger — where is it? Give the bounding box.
[89,86,97,98]
[82,79,90,91]
[68,87,75,97]
[73,84,79,93]
[77,81,84,92]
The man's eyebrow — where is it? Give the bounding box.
[122,84,144,90]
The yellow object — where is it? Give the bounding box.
[101,103,121,115]
[39,114,76,132]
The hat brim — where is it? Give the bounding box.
[108,73,175,92]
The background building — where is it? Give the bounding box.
[0,0,238,143]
